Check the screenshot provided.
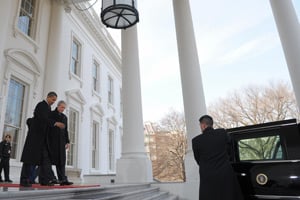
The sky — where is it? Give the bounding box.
[91,0,300,122]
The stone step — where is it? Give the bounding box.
[162,195,179,200]
[0,183,179,200]
[71,185,159,200]
[142,191,170,200]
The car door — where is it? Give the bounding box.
[228,120,300,200]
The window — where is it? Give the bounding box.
[108,129,115,171]
[18,0,36,37]
[67,109,78,166]
[238,135,283,161]
[70,39,81,77]
[3,79,25,159]
[108,76,114,104]
[92,121,99,169]
[120,88,122,117]
[92,61,100,93]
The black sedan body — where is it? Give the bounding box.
[227,119,300,200]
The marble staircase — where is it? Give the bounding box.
[0,183,179,200]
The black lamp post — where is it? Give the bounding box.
[101,0,139,29]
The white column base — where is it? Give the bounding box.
[116,156,153,183]
[151,152,199,200]
[182,151,199,200]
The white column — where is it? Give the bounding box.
[44,1,65,93]
[116,25,153,183]
[0,1,12,125]
[270,0,300,110]
[0,1,12,102]
[173,0,207,199]
[0,1,11,65]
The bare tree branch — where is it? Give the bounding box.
[209,81,300,128]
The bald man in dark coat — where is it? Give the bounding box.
[48,100,73,185]
[192,115,244,200]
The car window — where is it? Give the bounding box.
[238,135,283,161]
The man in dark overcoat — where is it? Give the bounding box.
[20,92,65,187]
[48,100,73,185]
[192,115,244,200]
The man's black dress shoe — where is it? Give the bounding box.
[51,179,59,184]
[60,181,73,186]
[20,182,32,187]
[40,181,55,186]
[30,180,38,184]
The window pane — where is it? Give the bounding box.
[92,122,98,169]
[92,62,98,91]
[120,88,123,117]
[18,16,30,35]
[72,42,78,59]
[5,79,25,127]
[18,0,35,37]
[70,40,80,76]
[3,79,25,159]
[109,130,115,171]
[92,63,97,78]
[70,59,76,74]
[108,77,113,104]
[67,109,78,166]
[238,135,283,161]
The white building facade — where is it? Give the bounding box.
[5,1,298,199]
[0,0,122,181]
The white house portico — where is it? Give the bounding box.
[114,1,300,199]
[0,0,299,200]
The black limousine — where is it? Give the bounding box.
[227,119,300,200]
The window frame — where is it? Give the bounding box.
[91,121,99,169]
[70,38,81,77]
[237,135,283,161]
[232,130,287,162]
[3,49,41,162]
[92,60,100,93]
[67,108,79,167]
[108,128,115,171]
[120,88,122,117]
[3,78,27,160]
[108,76,114,105]
[17,0,37,38]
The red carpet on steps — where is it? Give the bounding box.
[0,183,100,189]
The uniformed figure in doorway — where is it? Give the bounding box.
[0,134,12,182]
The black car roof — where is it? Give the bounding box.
[226,118,297,134]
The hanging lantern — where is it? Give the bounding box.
[101,0,139,29]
